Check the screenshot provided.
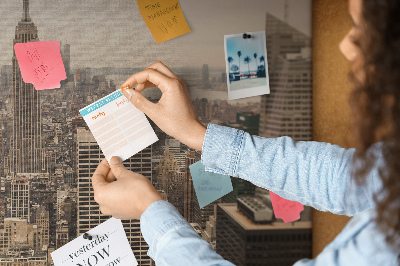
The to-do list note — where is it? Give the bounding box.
[79,90,158,162]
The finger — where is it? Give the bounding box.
[109,156,130,179]
[120,68,173,94]
[122,89,158,118]
[92,159,110,190]
[135,81,156,92]
[105,169,116,183]
[147,61,177,79]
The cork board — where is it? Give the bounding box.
[312,0,353,257]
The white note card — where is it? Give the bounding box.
[51,218,138,266]
[79,90,158,162]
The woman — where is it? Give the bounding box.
[91,0,400,264]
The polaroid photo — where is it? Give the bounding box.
[224,31,270,100]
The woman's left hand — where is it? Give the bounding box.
[91,157,163,220]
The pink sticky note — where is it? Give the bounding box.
[270,191,304,223]
[14,41,66,90]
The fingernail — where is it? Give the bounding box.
[121,85,130,92]
[124,89,133,100]
[110,156,122,165]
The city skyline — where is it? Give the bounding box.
[0,0,311,69]
[0,1,313,265]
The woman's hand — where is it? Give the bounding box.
[120,61,206,151]
[91,157,163,220]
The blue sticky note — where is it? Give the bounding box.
[189,161,233,208]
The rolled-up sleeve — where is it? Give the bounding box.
[201,124,383,216]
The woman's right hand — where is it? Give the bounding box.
[120,61,206,151]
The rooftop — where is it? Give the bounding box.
[218,203,311,230]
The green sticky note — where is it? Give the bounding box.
[189,161,233,208]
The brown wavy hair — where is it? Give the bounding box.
[349,0,400,253]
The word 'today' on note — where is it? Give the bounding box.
[137,0,191,44]
[14,41,66,90]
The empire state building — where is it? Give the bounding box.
[11,0,46,174]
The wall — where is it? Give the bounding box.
[312,0,353,257]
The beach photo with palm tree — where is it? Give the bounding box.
[244,56,251,78]
[224,31,269,98]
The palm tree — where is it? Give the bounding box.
[237,51,242,77]
[260,56,266,71]
[253,53,258,72]
[227,56,234,73]
[244,56,251,77]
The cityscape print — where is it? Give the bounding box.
[0,1,312,265]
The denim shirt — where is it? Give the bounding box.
[140,124,399,265]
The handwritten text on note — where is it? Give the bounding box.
[189,161,233,208]
[14,41,66,90]
[269,191,304,223]
[137,0,191,44]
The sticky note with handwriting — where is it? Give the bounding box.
[14,41,66,90]
[189,161,233,208]
[79,90,158,162]
[137,0,191,44]
[51,218,137,266]
[269,191,304,223]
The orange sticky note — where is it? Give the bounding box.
[270,191,304,223]
[14,41,66,90]
[137,0,191,44]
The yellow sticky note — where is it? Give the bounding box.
[137,0,191,44]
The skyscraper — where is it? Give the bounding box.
[10,178,30,222]
[193,202,216,230]
[259,13,312,141]
[183,150,199,223]
[35,206,49,250]
[202,64,211,89]
[11,0,46,174]
[77,128,152,265]
[62,43,71,78]
[157,151,185,215]
[216,203,312,266]
[165,139,186,170]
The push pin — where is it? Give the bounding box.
[242,33,252,39]
[121,85,130,92]
[83,233,94,240]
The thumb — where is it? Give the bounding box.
[123,89,155,116]
[109,156,129,178]
[92,159,111,189]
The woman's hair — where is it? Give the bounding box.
[349,0,400,252]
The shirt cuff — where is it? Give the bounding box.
[140,200,189,259]
[201,123,245,177]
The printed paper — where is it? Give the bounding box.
[189,161,233,208]
[14,41,66,90]
[269,191,304,223]
[79,90,158,162]
[137,0,191,44]
[51,218,137,266]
